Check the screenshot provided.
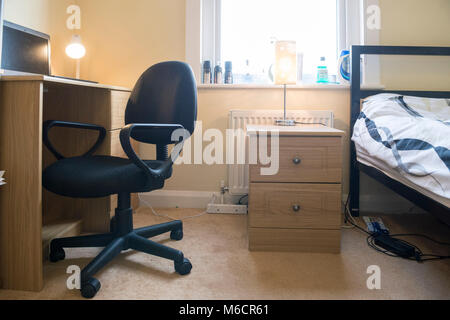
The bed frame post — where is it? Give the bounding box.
[349,45,362,217]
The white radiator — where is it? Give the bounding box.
[227,109,334,195]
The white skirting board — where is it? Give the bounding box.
[138,190,246,209]
[139,190,214,209]
[138,190,424,214]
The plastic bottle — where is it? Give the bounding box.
[202,60,212,84]
[337,50,350,84]
[316,56,329,83]
[224,61,233,84]
[214,63,223,84]
[242,59,252,83]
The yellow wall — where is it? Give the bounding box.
[380,0,450,46]
[3,0,51,34]
[379,0,450,90]
[77,0,186,88]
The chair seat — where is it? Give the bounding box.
[43,156,172,198]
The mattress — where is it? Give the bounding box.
[352,93,450,208]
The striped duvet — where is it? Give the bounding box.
[352,93,450,203]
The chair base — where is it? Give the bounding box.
[49,193,192,298]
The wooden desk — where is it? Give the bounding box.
[0,75,138,291]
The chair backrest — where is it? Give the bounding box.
[125,61,197,145]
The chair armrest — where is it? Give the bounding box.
[119,123,186,179]
[43,120,107,160]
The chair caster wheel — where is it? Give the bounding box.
[81,278,101,299]
[170,229,183,241]
[175,258,192,275]
[49,247,65,262]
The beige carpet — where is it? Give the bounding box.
[0,208,449,300]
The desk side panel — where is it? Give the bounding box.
[0,81,44,291]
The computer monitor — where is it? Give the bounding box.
[1,20,51,75]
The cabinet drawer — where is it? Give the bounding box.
[250,136,342,183]
[248,227,340,253]
[249,183,341,229]
[110,90,130,130]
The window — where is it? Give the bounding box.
[186,0,379,85]
[221,0,337,84]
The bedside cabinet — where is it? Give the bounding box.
[247,125,344,253]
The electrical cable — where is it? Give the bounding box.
[138,193,209,221]
[343,195,450,262]
[238,194,248,205]
[386,233,450,247]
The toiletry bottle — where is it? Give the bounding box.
[243,59,252,83]
[317,56,329,83]
[337,50,350,84]
[224,61,233,84]
[203,60,212,84]
[214,63,223,84]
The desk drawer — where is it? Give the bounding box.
[249,183,341,229]
[110,90,130,130]
[250,136,342,183]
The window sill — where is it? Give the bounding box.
[198,83,385,90]
[198,83,349,90]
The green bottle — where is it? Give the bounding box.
[317,56,329,83]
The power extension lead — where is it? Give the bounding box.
[206,203,248,215]
[373,234,417,259]
[363,216,389,234]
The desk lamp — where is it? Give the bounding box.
[66,35,86,79]
[274,41,297,126]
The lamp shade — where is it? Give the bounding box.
[274,41,297,85]
[66,35,86,59]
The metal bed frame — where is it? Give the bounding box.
[349,45,450,225]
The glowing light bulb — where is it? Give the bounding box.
[66,35,86,59]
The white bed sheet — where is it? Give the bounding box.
[352,93,450,207]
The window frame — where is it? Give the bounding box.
[186,0,379,85]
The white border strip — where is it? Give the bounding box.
[0,0,4,74]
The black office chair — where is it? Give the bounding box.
[43,61,197,298]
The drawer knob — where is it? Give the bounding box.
[292,205,301,212]
[293,157,301,165]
